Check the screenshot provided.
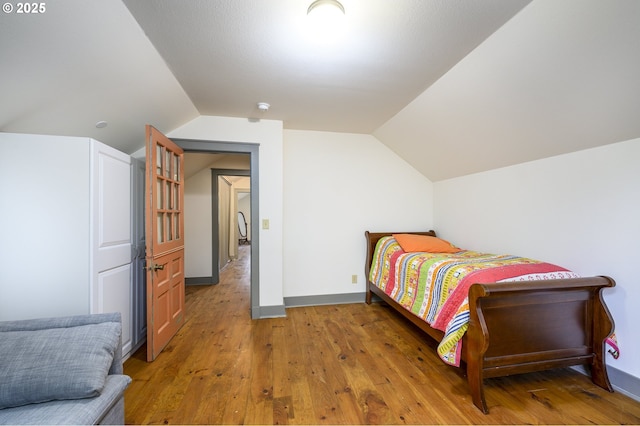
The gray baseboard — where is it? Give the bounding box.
[609,364,640,402]
[257,305,286,318]
[186,276,216,285]
[284,292,366,308]
[255,292,369,319]
[572,364,640,402]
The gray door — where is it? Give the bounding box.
[131,157,147,351]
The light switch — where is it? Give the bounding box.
[262,219,270,230]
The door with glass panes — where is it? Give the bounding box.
[145,125,185,361]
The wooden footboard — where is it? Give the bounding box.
[364,231,615,414]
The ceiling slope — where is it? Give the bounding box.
[0,0,198,154]
[2,1,637,181]
[374,0,640,181]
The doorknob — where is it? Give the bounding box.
[148,263,165,271]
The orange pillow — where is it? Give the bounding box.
[392,234,461,253]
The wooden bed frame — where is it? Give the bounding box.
[364,230,615,413]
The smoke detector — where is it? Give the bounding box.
[257,102,270,112]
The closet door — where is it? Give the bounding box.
[91,140,132,356]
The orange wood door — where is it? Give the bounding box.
[145,125,185,361]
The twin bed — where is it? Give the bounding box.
[364,230,615,413]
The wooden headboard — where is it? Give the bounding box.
[363,230,436,281]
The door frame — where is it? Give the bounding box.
[173,138,260,320]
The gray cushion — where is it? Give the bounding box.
[0,375,131,425]
[0,322,120,409]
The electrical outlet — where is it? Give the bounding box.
[351,274,358,284]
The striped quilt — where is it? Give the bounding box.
[369,236,579,367]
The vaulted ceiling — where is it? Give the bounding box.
[1,0,638,181]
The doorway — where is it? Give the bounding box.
[212,169,250,279]
[174,139,260,319]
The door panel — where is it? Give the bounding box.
[145,125,185,361]
[97,264,132,356]
[93,146,131,271]
[90,141,133,358]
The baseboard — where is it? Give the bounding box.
[124,338,146,362]
[572,364,640,402]
[257,305,286,318]
[577,364,640,402]
[284,292,366,308]
[185,277,216,285]
[608,364,640,402]
[257,292,368,318]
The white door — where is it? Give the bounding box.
[90,140,133,357]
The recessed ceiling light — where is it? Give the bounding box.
[95,121,108,129]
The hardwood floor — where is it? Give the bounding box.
[124,245,640,424]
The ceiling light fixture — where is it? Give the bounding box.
[257,102,270,112]
[307,0,345,16]
[306,0,346,44]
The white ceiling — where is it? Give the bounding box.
[122,0,530,134]
[1,0,638,181]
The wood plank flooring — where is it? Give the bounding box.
[124,245,640,424]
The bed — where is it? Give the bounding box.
[364,230,615,413]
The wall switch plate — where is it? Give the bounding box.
[262,219,269,230]
[352,274,358,284]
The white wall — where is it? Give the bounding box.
[169,116,284,308]
[283,130,434,297]
[184,165,214,278]
[433,138,640,381]
[0,133,91,320]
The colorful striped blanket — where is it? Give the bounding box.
[369,236,579,367]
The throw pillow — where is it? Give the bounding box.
[392,233,461,253]
[0,321,120,409]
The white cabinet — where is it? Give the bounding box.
[0,133,134,357]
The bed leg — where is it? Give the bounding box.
[590,355,613,392]
[590,280,615,392]
[365,285,372,304]
[467,360,489,414]
[467,284,491,413]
